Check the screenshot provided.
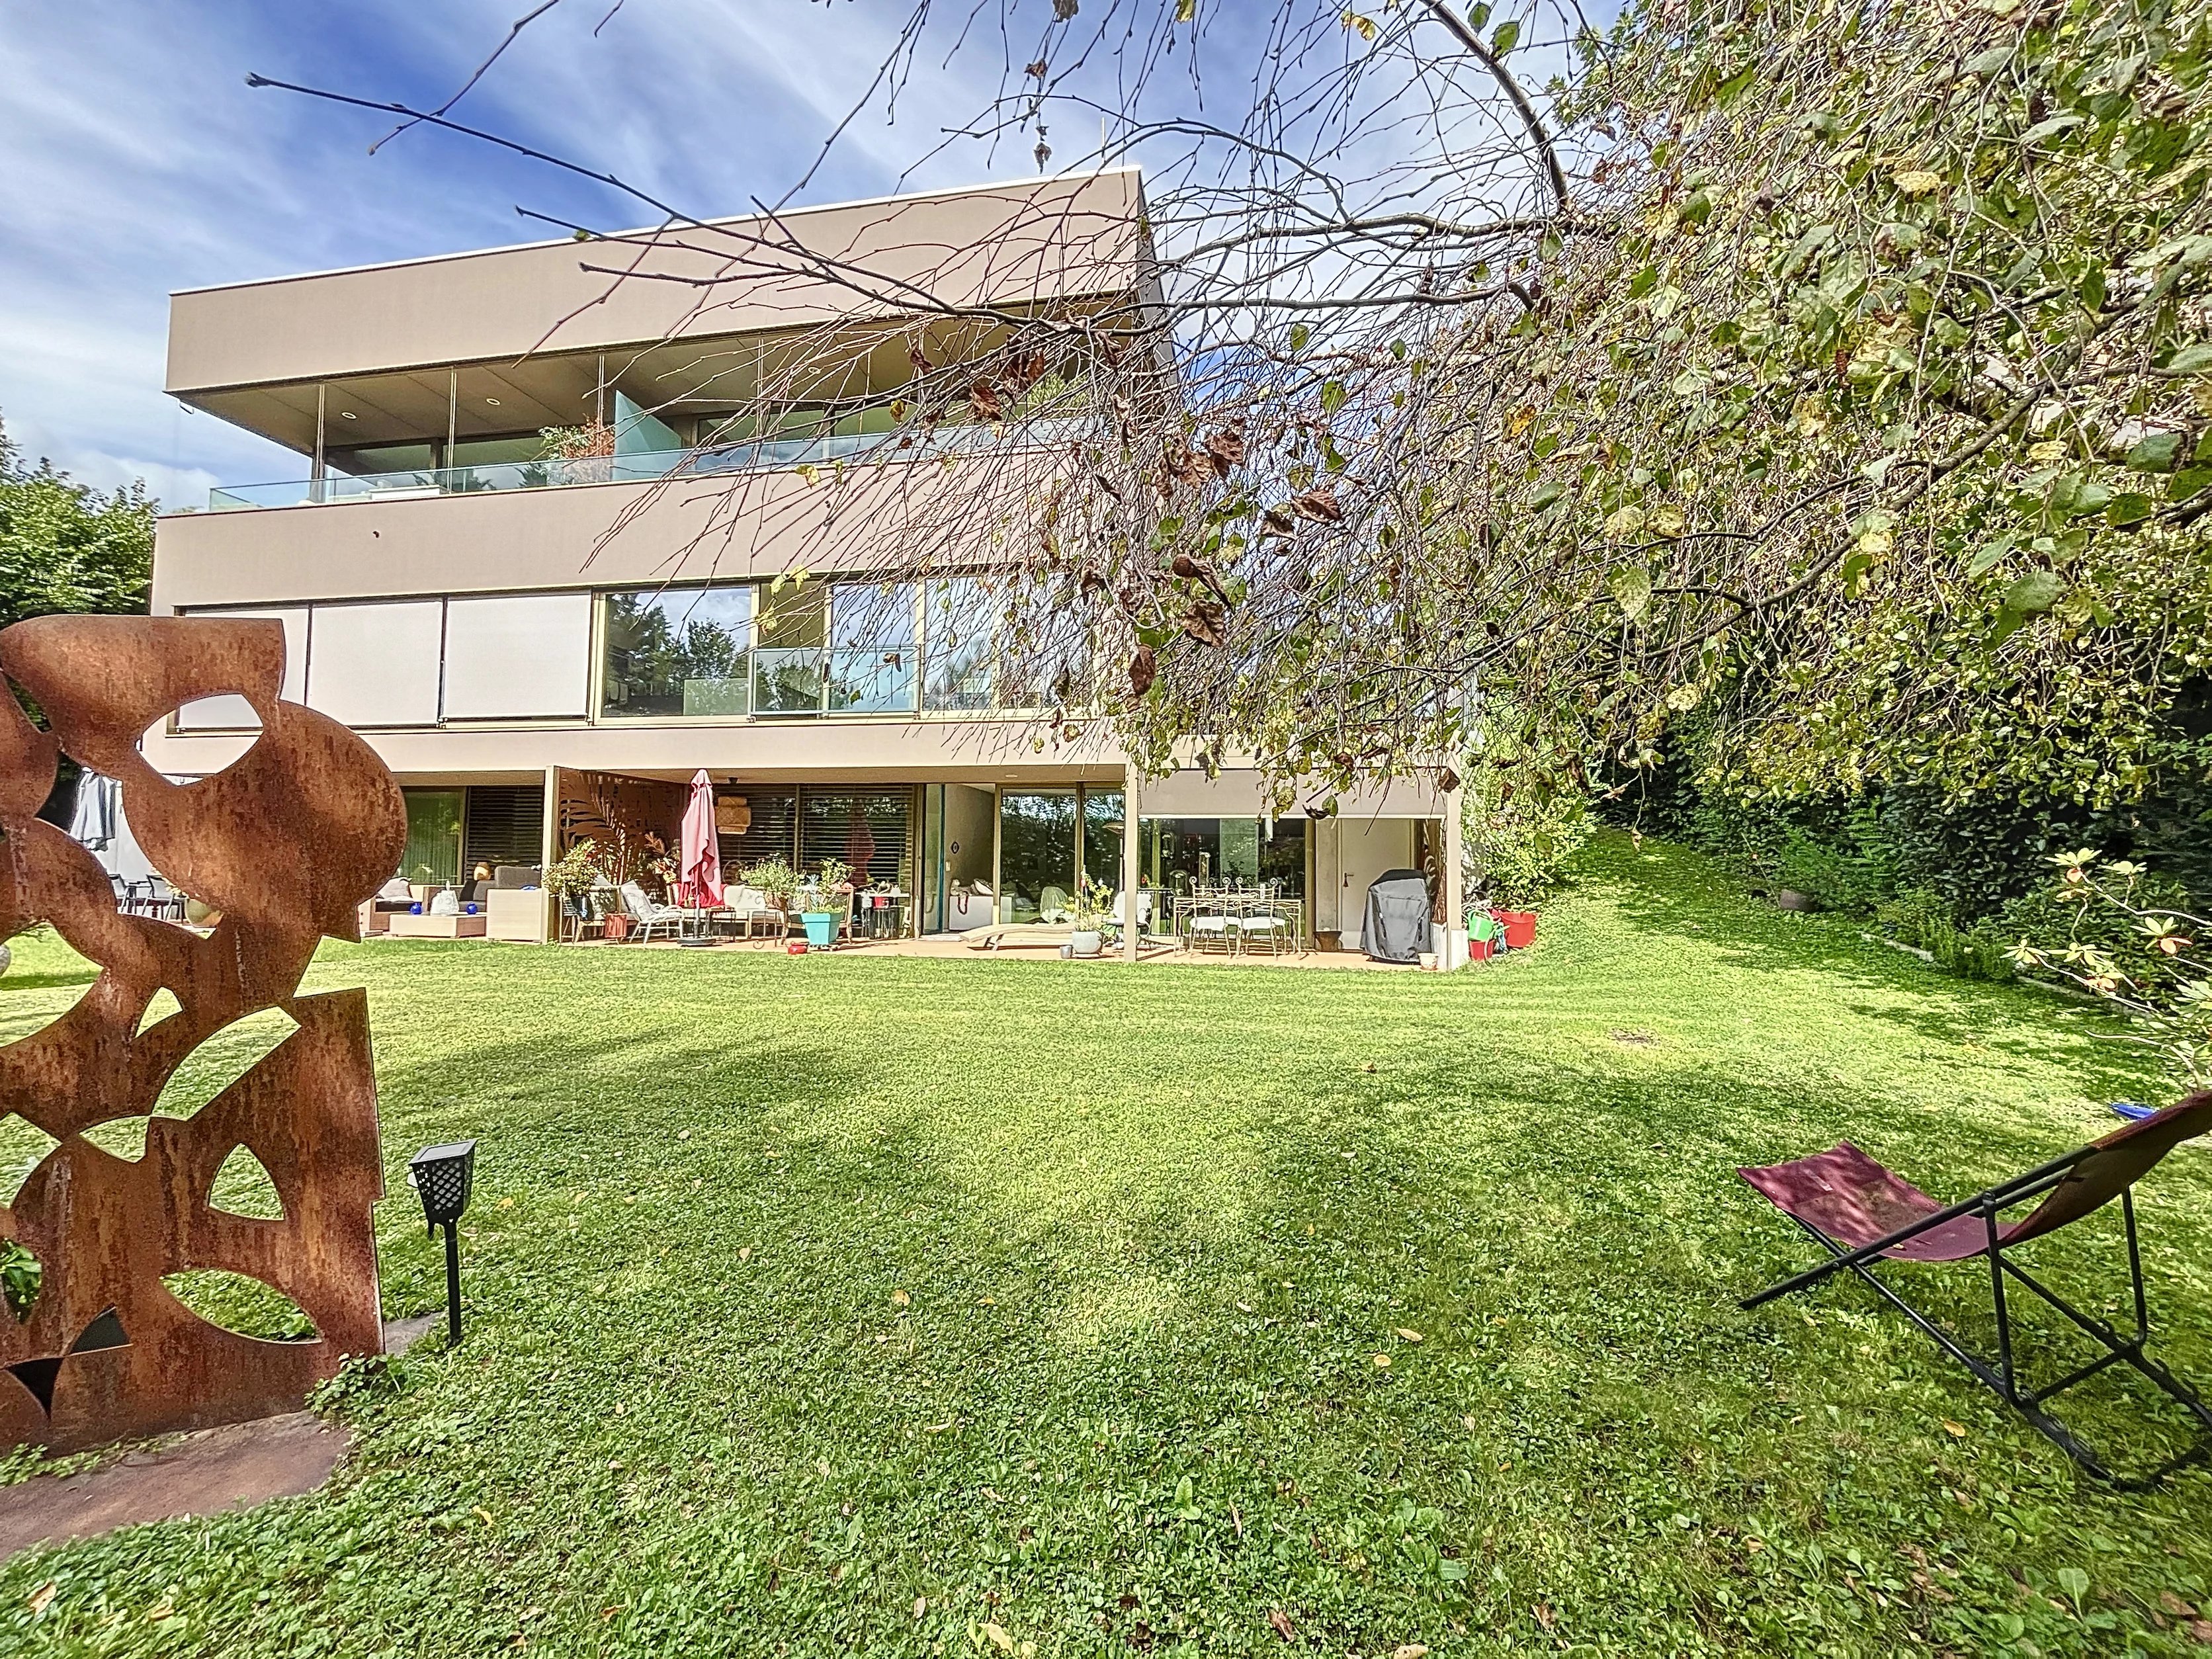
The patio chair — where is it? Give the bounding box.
[724,884,781,939]
[1738,1092,2212,1488]
[1187,912,1235,954]
[617,880,689,943]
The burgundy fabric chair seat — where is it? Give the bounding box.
[1742,1093,2212,1264]
[1740,1144,2003,1262]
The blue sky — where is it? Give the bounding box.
[0,2,1574,509]
[0,1,1050,506]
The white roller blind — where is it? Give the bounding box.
[175,608,310,730]
[441,591,591,719]
[305,600,443,727]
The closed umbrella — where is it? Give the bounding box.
[679,769,724,911]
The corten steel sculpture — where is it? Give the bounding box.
[0,615,406,1451]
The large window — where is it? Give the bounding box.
[998,790,1080,923]
[402,789,465,887]
[923,578,995,710]
[601,580,924,718]
[601,587,755,719]
[1141,818,1306,902]
[828,583,917,713]
[753,581,828,713]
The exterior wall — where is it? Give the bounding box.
[167,171,1146,396]
[149,446,1064,612]
[142,713,1124,788]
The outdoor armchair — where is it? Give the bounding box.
[617,880,689,943]
[1739,1093,2212,1487]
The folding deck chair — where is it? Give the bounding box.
[1739,1091,2212,1488]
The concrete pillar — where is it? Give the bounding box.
[1122,767,1142,963]
[538,765,562,943]
[1441,774,1467,970]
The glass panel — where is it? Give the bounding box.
[757,581,826,649]
[752,582,826,714]
[600,587,753,720]
[463,785,544,872]
[203,420,1095,510]
[752,649,824,714]
[401,790,465,888]
[447,435,545,468]
[1259,818,1308,898]
[998,790,1078,923]
[1142,818,1224,904]
[923,578,995,711]
[1220,819,1261,882]
[800,790,912,889]
[1082,790,1125,892]
[827,583,917,713]
[331,442,436,476]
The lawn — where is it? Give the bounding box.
[3,831,2211,1657]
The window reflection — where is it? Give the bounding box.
[601,587,754,718]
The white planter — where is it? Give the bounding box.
[1070,929,1103,958]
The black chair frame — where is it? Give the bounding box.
[1746,1153,2212,1490]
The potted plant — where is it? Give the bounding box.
[800,858,853,949]
[544,839,607,942]
[742,856,798,922]
[1068,877,1111,958]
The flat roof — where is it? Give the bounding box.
[171,167,1145,297]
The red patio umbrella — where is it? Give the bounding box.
[679,769,724,908]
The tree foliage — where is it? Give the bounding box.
[0,416,155,630]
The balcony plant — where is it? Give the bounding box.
[538,419,616,485]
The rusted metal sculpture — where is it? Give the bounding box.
[0,615,405,1450]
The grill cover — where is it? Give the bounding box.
[1361,869,1431,962]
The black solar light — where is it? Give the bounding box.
[407,1140,478,1346]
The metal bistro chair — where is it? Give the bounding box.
[1740,1092,2212,1488]
[1238,896,1293,957]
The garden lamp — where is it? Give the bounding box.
[407,1140,477,1346]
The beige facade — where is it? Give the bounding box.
[145,171,1463,958]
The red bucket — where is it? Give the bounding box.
[1494,910,1537,949]
[1467,935,1496,962]
[785,940,809,955]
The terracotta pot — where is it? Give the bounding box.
[602,914,633,941]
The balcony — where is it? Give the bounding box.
[203,420,1088,512]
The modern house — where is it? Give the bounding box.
[142,171,1461,955]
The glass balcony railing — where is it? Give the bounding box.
[204,419,1088,512]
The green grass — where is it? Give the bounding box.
[3,831,2211,1656]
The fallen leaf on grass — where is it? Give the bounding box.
[1267,1607,1297,1640]
[2162,1591,2198,1617]
[2189,1617,2212,1642]
[28,1582,56,1615]
[983,1622,1015,1651]
[1373,1353,1392,1369]
[1534,1601,1557,1630]
[1943,1420,1966,1438]
[738,1247,751,1261]
[891,1289,911,1307]
[1393,1646,1430,1659]
[914,1597,927,1617]
[497,1196,515,1209]
[1395,1328,1423,1343]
